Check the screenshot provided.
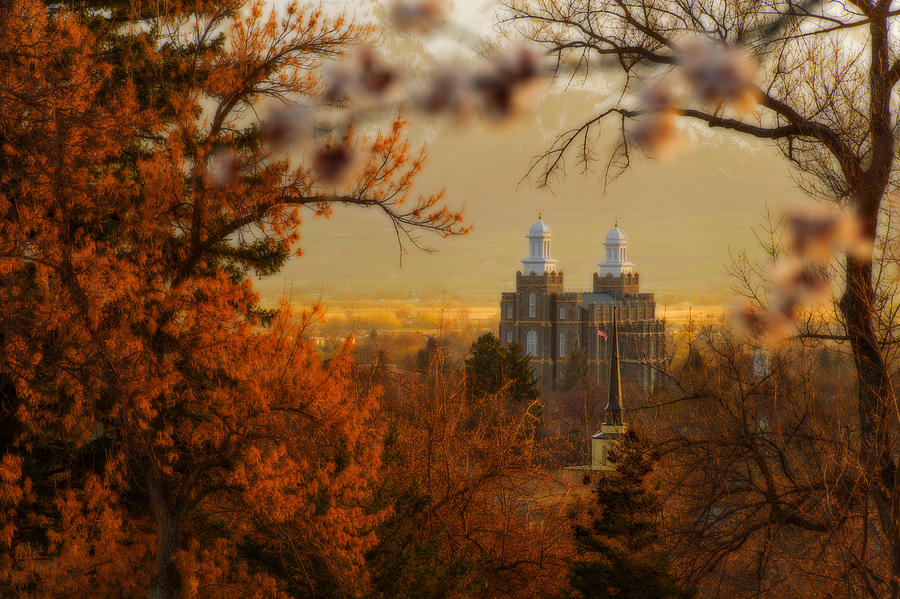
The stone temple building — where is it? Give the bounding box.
[499,217,665,392]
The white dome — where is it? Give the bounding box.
[605,226,626,244]
[598,224,633,276]
[528,219,551,237]
[522,217,557,275]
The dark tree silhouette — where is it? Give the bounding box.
[567,431,695,599]
[465,333,540,405]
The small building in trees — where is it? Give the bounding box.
[499,217,665,392]
[591,312,626,470]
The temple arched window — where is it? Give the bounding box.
[526,330,538,356]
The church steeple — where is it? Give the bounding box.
[590,308,627,470]
[605,309,623,426]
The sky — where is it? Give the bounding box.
[253,0,807,306]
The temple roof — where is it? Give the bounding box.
[581,292,622,308]
[605,226,626,244]
[528,219,551,237]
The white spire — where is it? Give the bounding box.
[521,216,558,275]
[597,223,634,276]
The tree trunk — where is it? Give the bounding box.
[149,516,178,599]
[147,468,179,599]
[839,208,900,599]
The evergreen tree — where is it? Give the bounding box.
[465,332,508,400]
[365,425,480,599]
[566,431,696,599]
[560,346,591,392]
[504,341,541,405]
[464,333,539,404]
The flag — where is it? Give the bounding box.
[598,329,608,341]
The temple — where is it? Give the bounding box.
[499,217,665,392]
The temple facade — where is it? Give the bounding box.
[499,217,665,392]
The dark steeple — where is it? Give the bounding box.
[605,308,623,426]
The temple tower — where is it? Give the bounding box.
[521,216,559,276]
[596,222,633,277]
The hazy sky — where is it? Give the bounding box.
[254,1,806,306]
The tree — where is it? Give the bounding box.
[465,332,509,399]
[367,347,574,599]
[647,322,888,598]
[364,424,480,599]
[504,0,900,595]
[567,431,695,599]
[417,335,449,372]
[505,341,542,406]
[555,347,604,460]
[465,333,540,405]
[560,346,591,393]
[0,0,467,596]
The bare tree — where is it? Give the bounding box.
[639,323,882,597]
[502,0,900,596]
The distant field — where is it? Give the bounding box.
[290,297,726,334]
[658,304,727,325]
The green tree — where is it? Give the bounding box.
[465,333,539,405]
[566,431,695,599]
[464,332,508,400]
[560,346,591,393]
[504,340,541,405]
[365,425,479,599]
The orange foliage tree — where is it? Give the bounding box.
[358,348,578,599]
[0,0,466,596]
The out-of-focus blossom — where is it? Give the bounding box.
[629,82,689,158]
[262,104,314,150]
[770,259,832,307]
[357,46,401,98]
[731,301,768,337]
[390,0,446,34]
[732,258,833,346]
[206,147,243,187]
[313,142,363,185]
[732,297,798,347]
[630,108,688,159]
[640,81,675,113]
[761,297,799,346]
[733,202,875,345]
[786,204,873,262]
[473,45,545,120]
[324,45,402,103]
[418,65,475,117]
[678,41,758,110]
[323,61,356,103]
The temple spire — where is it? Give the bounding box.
[605,308,623,425]
[598,223,633,277]
[522,217,558,275]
